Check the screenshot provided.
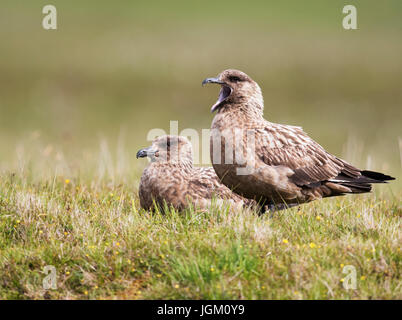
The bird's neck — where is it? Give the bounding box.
[217,101,264,122]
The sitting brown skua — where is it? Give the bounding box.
[136,135,256,212]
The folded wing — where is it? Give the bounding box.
[255,123,394,194]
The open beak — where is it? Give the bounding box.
[136,146,156,159]
[202,76,232,113]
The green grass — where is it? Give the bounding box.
[0,1,401,299]
[0,166,400,299]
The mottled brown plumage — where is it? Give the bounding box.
[203,69,395,210]
[136,135,256,211]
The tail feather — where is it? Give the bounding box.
[360,170,395,182]
[325,169,394,196]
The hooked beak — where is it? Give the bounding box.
[202,77,225,86]
[136,146,156,159]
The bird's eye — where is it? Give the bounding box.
[229,76,242,82]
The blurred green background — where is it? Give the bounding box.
[0,0,401,182]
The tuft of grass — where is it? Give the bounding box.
[0,168,400,300]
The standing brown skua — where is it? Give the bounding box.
[202,69,395,211]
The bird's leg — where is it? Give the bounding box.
[263,203,298,216]
[268,205,277,218]
[261,204,278,217]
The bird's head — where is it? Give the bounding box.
[136,135,193,166]
[202,69,263,114]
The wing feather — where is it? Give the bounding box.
[256,123,361,187]
[187,167,242,200]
